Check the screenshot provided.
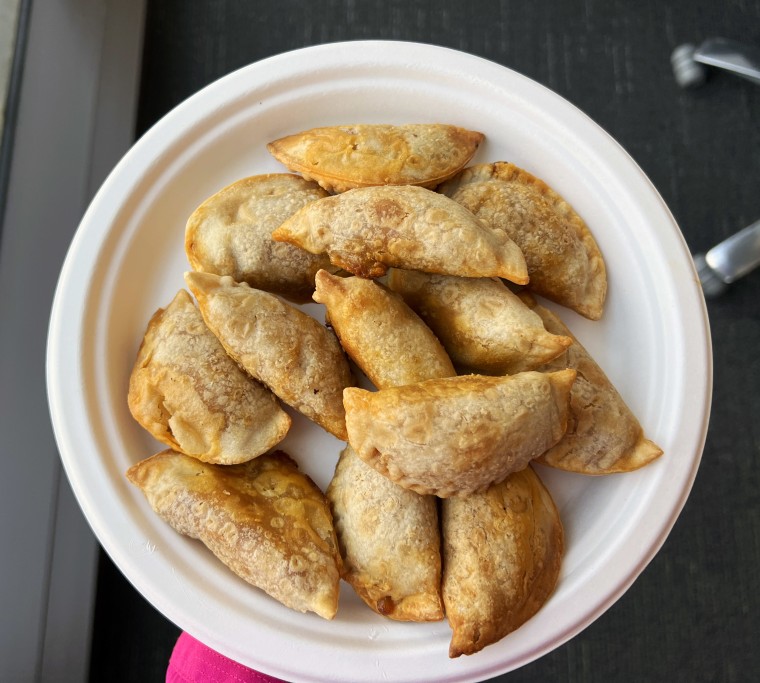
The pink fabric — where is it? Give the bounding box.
[167,631,286,683]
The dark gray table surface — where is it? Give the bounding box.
[89,1,760,681]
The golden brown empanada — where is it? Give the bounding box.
[312,270,455,388]
[184,272,353,440]
[439,162,606,319]
[387,269,572,374]
[326,445,443,621]
[343,371,576,497]
[266,123,484,194]
[127,290,290,464]
[126,449,342,619]
[272,185,529,283]
[442,465,563,657]
[525,298,664,473]
[185,174,334,302]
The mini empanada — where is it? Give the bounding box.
[312,270,455,388]
[526,298,663,473]
[184,272,353,440]
[272,185,528,283]
[185,174,334,302]
[126,449,342,619]
[326,445,443,621]
[343,371,576,497]
[439,162,606,320]
[127,289,290,464]
[387,269,572,374]
[266,123,484,193]
[442,465,563,657]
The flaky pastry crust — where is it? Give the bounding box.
[266,123,484,193]
[387,269,571,374]
[526,298,663,473]
[327,445,443,621]
[343,371,576,497]
[185,272,353,440]
[185,174,334,302]
[439,162,606,319]
[126,449,342,619]
[127,290,290,463]
[442,465,563,657]
[272,185,528,283]
[313,270,455,388]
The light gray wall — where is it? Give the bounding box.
[0,1,145,680]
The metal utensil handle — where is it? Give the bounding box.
[694,37,760,85]
[705,219,760,283]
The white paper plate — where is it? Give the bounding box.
[47,41,711,682]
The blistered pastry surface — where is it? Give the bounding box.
[126,450,342,619]
[388,269,571,374]
[313,270,455,388]
[442,465,563,657]
[327,445,443,621]
[344,371,576,497]
[267,124,484,193]
[440,162,606,319]
[272,185,528,283]
[185,272,353,440]
[185,174,333,302]
[127,290,290,463]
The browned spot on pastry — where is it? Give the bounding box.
[376,596,396,615]
[372,198,407,222]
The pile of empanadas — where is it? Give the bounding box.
[126,122,663,659]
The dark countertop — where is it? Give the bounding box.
[90,1,760,681]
